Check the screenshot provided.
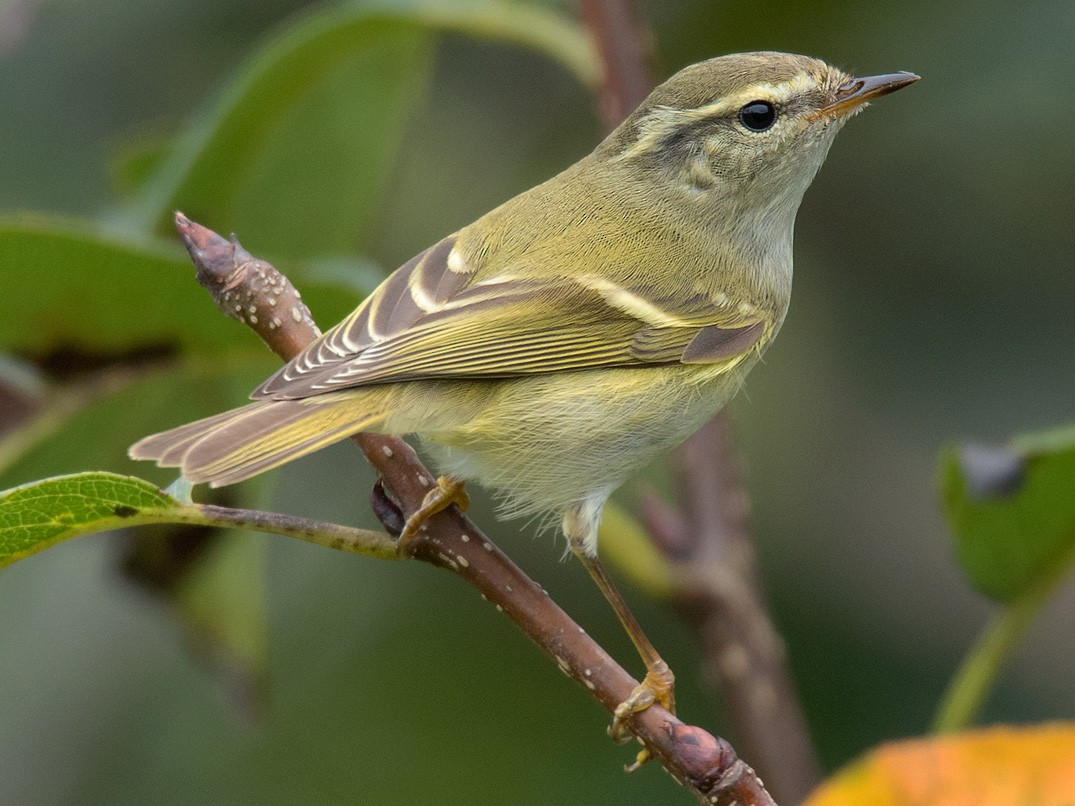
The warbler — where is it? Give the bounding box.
[132,52,917,736]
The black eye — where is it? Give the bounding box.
[738,101,777,132]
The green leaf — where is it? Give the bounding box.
[934,423,1075,731]
[0,472,183,568]
[1012,422,1075,455]
[0,363,271,489]
[0,216,376,492]
[1,471,267,713]
[0,215,362,357]
[939,424,1075,602]
[599,502,675,600]
[0,214,227,356]
[0,471,396,570]
[123,0,598,258]
[108,131,172,199]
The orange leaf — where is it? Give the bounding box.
[806,724,1075,806]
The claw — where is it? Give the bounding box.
[398,476,469,549]
[609,660,676,769]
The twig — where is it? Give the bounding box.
[579,0,654,127]
[580,2,820,801]
[193,503,398,560]
[174,213,768,804]
[932,548,1074,734]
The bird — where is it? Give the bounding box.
[131,51,917,742]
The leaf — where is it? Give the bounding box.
[108,131,172,199]
[0,216,380,492]
[0,367,145,480]
[0,364,273,494]
[599,501,675,599]
[805,724,1075,806]
[123,0,598,258]
[0,471,395,570]
[0,472,184,568]
[939,424,1075,602]
[0,470,269,711]
[0,215,363,357]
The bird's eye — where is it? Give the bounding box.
[738,101,777,132]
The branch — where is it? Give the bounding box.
[193,503,398,560]
[174,213,768,804]
[579,0,654,127]
[932,560,1068,734]
[580,2,820,801]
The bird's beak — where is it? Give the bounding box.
[808,71,919,121]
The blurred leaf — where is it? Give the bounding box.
[0,214,226,356]
[0,364,273,493]
[123,0,598,259]
[934,425,1075,734]
[599,501,675,599]
[0,214,363,358]
[805,724,1075,806]
[0,367,144,479]
[0,214,376,492]
[939,425,1075,602]
[301,253,388,297]
[108,132,172,199]
[1012,422,1075,455]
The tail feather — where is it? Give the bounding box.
[130,393,386,486]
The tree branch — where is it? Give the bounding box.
[174,213,769,804]
[192,503,398,560]
[579,2,820,802]
[579,0,654,127]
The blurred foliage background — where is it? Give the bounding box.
[0,0,1072,803]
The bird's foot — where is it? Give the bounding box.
[397,476,470,550]
[610,660,676,771]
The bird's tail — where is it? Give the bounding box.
[129,392,387,487]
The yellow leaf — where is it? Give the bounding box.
[806,724,1075,806]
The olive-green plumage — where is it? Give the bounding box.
[132,52,916,736]
[131,52,917,557]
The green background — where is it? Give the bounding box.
[1,0,1072,803]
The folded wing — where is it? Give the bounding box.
[254,235,767,401]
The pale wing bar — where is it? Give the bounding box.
[254,236,766,400]
[254,236,471,398]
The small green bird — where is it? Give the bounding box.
[132,52,916,737]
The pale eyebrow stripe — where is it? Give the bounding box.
[619,71,819,161]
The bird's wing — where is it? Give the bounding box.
[253,235,766,400]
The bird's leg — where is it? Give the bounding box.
[397,475,470,549]
[564,504,675,769]
[577,551,677,730]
